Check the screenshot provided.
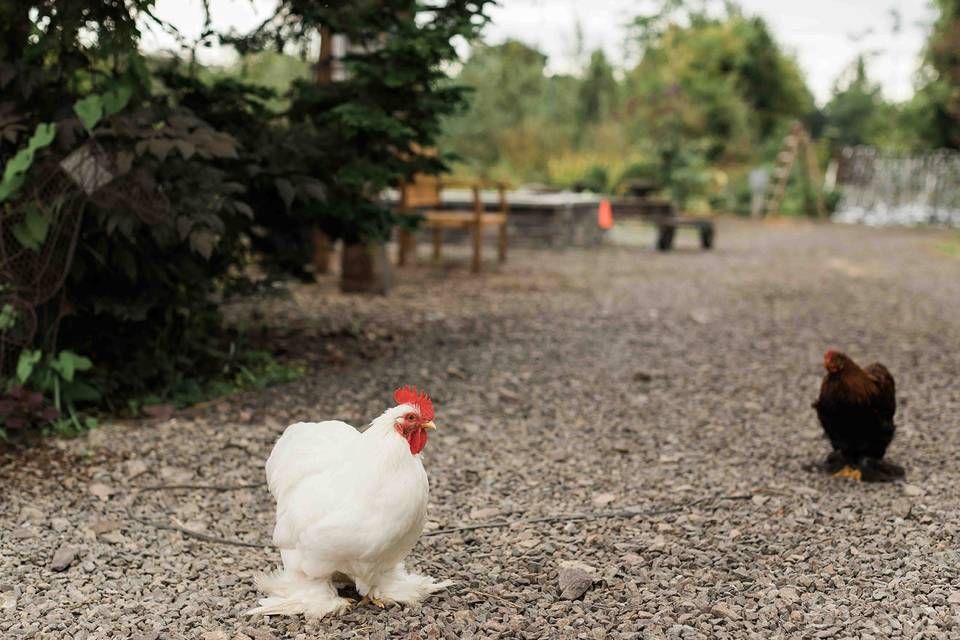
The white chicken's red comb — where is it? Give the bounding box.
[394,386,434,422]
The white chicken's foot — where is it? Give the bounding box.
[370,564,454,605]
[248,570,354,619]
[359,594,391,609]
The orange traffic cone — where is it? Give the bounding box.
[598,199,614,229]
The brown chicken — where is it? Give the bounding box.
[812,350,905,482]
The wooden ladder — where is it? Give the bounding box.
[763,122,826,217]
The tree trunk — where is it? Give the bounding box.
[340,239,391,294]
[312,228,333,274]
[316,26,333,83]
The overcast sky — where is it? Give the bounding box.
[141,0,938,106]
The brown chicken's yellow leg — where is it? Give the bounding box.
[832,465,863,481]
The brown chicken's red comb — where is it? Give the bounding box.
[394,386,434,421]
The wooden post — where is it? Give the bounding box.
[312,228,333,274]
[397,181,412,267]
[471,185,483,273]
[316,26,333,83]
[341,239,391,294]
[315,27,347,283]
[497,183,508,263]
[398,229,415,266]
[803,130,827,218]
[432,228,442,262]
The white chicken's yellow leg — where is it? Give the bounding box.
[359,594,390,609]
[832,465,863,481]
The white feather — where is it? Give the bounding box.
[265,420,359,504]
[249,404,449,619]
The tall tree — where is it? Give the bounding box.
[232,0,495,242]
[440,40,556,177]
[625,3,813,163]
[918,0,960,148]
[822,57,890,151]
[440,0,816,204]
[735,16,812,139]
[577,50,617,128]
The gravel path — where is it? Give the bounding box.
[3,219,960,639]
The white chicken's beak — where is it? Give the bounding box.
[422,421,437,430]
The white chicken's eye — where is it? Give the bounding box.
[406,414,417,421]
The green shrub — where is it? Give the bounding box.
[614,160,662,193]
[156,69,328,280]
[824,187,844,214]
[0,0,491,436]
[577,165,610,193]
[0,3,264,418]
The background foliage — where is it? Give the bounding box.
[228,0,495,242]
[441,3,812,209]
[441,1,960,213]
[0,0,489,438]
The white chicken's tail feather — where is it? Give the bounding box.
[246,570,352,619]
[371,564,454,604]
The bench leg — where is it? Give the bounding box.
[472,222,482,273]
[432,228,442,262]
[398,229,414,266]
[657,226,675,251]
[700,226,714,250]
[497,222,508,263]
[407,232,417,264]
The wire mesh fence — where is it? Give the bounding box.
[835,146,960,227]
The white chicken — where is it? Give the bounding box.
[248,387,450,618]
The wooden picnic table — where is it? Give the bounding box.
[384,189,605,250]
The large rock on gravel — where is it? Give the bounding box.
[901,484,925,497]
[1,583,18,611]
[49,517,71,532]
[558,560,598,600]
[18,506,44,523]
[50,545,78,572]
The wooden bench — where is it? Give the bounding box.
[654,216,715,251]
[397,176,509,273]
[612,197,715,251]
